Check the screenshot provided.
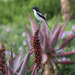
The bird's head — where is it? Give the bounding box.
[32,7,40,12]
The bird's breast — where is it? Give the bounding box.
[34,11,43,21]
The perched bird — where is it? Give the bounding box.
[32,7,48,25]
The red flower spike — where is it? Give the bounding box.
[0,41,6,74]
[32,29,42,71]
[1,40,5,49]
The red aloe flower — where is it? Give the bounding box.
[0,41,6,74]
[32,29,42,71]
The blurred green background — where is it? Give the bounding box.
[0,0,75,24]
[0,0,75,75]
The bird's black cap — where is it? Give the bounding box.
[32,6,40,12]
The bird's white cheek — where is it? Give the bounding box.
[33,10,36,14]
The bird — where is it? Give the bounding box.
[32,7,48,25]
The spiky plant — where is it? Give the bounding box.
[25,14,75,75]
[0,13,75,75]
[0,41,32,75]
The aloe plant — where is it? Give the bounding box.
[0,41,32,75]
[0,14,75,75]
[25,14,75,75]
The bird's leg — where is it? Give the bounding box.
[38,21,41,27]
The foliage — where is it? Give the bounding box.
[0,0,75,74]
[0,14,75,75]
[70,0,75,16]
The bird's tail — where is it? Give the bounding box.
[44,20,48,26]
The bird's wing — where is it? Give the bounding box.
[37,11,46,20]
